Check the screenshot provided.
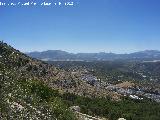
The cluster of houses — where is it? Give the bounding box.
[81,74,160,102]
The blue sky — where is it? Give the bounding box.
[0,0,160,53]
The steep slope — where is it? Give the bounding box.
[0,41,77,119]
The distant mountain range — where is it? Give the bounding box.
[27,50,160,61]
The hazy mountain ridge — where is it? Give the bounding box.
[27,50,160,61]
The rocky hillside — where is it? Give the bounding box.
[0,41,78,119]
